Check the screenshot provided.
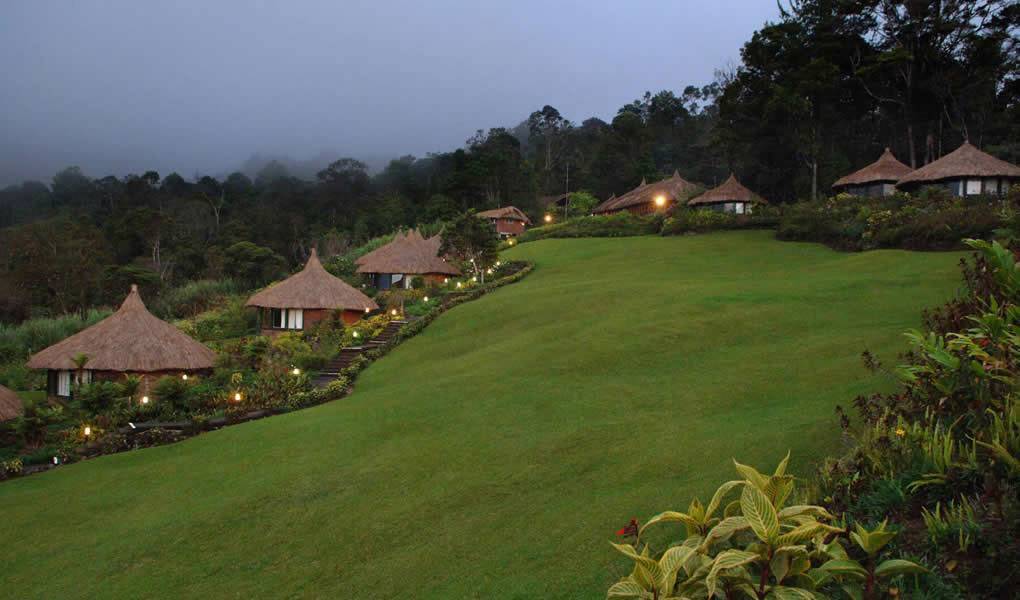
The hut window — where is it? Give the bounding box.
[966,179,982,195]
[57,370,71,397]
[735,203,746,215]
[270,308,304,330]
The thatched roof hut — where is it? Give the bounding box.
[689,174,766,208]
[897,142,1020,196]
[832,148,913,191]
[476,206,532,225]
[27,285,216,373]
[246,249,377,312]
[356,230,461,277]
[593,171,700,215]
[0,385,23,422]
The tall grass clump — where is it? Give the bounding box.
[0,309,111,363]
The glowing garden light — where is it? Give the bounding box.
[233,392,242,402]
[181,374,188,380]
[141,396,149,404]
[443,278,449,284]
[364,307,370,313]
[83,426,92,437]
[390,308,398,316]
[353,331,359,338]
[471,276,477,282]
[292,367,301,376]
[456,282,463,288]
[423,296,429,302]
[654,194,666,207]
[544,214,553,223]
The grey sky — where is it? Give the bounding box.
[0,1,779,185]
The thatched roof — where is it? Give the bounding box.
[593,171,700,214]
[833,148,913,188]
[27,285,216,372]
[0,385,23,421]
[689,174,766,206]
[897,142,1020,187]
[477,206,532,224]
[356,229,461,276]
[246,249,377,311]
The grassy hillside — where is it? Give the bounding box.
[0,232,963,599]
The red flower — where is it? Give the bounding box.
[978,338,990,348]
[616,518,639,537]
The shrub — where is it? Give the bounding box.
[518,212,663,242]
[74,381,123,415]
[153,279,242,319]
[152,376,198,418]
[178,296,254,343]
[609,455,924,599]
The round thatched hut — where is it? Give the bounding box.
[688,174,766,214]
[26,285,216,401]
[355,230,461,290]
[896,141,1020,197]
[476,206,532,238]
[832,148,913,197]
[0,385,23,422]
[246,248,377,332]
[593,170,700,215]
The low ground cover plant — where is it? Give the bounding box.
[518,212,664,242]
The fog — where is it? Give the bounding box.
[0,1,779,186]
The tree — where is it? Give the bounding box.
[223,241,287,289]
[439,211,499,283]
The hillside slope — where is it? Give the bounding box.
[0,232,963,599]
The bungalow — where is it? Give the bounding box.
[896,141,1020,197]
[476,206,532,238]
[26,285,216,402]
[688,174,766,214]
[592,170,700,215]
[0,385,23,422]
[246,248,378,332]
[356,229,461,290]
[832,148,913,197]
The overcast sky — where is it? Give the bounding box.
[0,1,779,185]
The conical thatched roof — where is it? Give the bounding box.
[246,249,377,311]
[897,142,1020,187]
[27,286,216,372]
[356,229,461,276]
[689,174,766,206]
[0,385,23,422]
[476,206,532,224]
[593,170,700,214]
[833,148,913,188]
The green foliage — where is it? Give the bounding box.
[519,213,663,242]
[610,455,924,600]
[13,399,63,448]
[152,376,199,418]
[223,241,287,288]
[661,206,780,235]
[176,296,254,343]
[0,308,111,364]
[440,210,500,279]
[153,279,242,319]
[921,497,981,552]
[777,192,1005,251]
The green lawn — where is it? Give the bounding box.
[0,232,963,599]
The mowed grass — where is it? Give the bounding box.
[0,232,963,599]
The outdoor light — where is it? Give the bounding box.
[141,395,149,404]
[509,239,515,245]
[471,276,477,282]
[292,367,301,376]
[353,331,359,338]
[544,214,553,223]
[423,296,429,302]
[181,374,188,380]
[456,282,463,288]
[129,422,136,429]
[364,307,370,313]
[391,308,398,316]
[486,269,493,275]
[234,392,242,402]
[654,194,666,207]
[52,456,59,465]
[443,278,449,284]
[83,426,92,436]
